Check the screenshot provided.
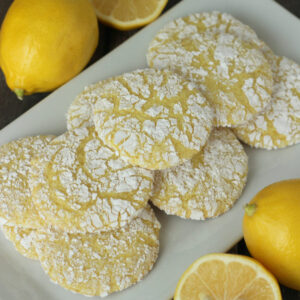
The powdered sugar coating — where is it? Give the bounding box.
[0,135,55,228]
[93,68,214,170]
[151,129,248,220]
[1,225,38,260]
[147,11,276,54]
[147,12,273,127]
[234,56,300,149]
[146,11,277,83]
[30,127,154,233]
[147,11,263,48]
[66,78,115,130]
[34,205,160,297]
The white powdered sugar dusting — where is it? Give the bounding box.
[2,225,38,260]
[34,205,160,297]
[93,68,214,170]
[30,126,154,233]
[234,56,300,149]
[66,77,116,131]
[147,11,271,63]
[147,12,273,127]
[151,129,248,220]
[0,135,55,228]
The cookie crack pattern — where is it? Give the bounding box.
[34,205,160,297]
[67,77,117,131]
[93,68,214,170]
[2,225,38,260]
[30,127,153,233]
[234,56,300,149]
[151,128,248,220]
[0,135,55,228]
[147,12,274,127]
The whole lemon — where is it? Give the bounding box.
[243,179,300,290]
[0,0,98,99]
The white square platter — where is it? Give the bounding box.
[0,0,299,299]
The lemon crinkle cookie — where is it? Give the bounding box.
[66,83,100,130]
[66,78,115,130]
[0,135,55,228]
[93,68,214,170]
[234,56,300,149]
[1,226,38,260]
[147,13,273,127]
[147,11,265,51]
[147,11,276,60]
[151,128,248,220]
[30,126,154,233]
[34,205,160,297]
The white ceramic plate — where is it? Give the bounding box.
[0,0,299,299]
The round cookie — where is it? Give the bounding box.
[151,128,248,220]
[30,126,154,233]
[0,135,55,228]
[233,56,300,149]
[147,30,273,127]
[93,68,214,170]
[66,83,99,130]
[146,11,277,74]
[34,205,160,297]
[146,11,278,88]
[147,11,263,51]
[66,77,115,130]
[147,12,273,127]
[1,225,38,260]
[147,11,276,57]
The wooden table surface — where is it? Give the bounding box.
[0,1,299,299]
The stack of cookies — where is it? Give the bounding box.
[147,11,300,149]
[0,11,299,298]
[67,66,249,221]
[0,131,160,297]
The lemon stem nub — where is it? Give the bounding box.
[14,88,24,100]
[245,203,257,217]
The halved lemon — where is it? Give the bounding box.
[91,0,168,30]
[174,253,282,300]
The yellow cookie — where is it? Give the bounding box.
[151,128,248,220]
[147,11,276,57]
[34,205,160,297]
[66,83,99,130]
[147,11,265,49]
[1,225,38,260]
[147,14,273,127]
[93,68,214,170]
[30,126,154,233]
[66,77,115,130]
[233,56,300,149]
[0,135,55,228]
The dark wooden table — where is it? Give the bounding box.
[0,1,299,299]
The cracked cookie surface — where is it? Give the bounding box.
[1,225,38,260]
[30,126,154,233]
[34,205,160,297]
[147,11,275,56]
[67,78,115,130]
[233,56,300,149]
[151,128,248,219]
[93,68,214,170]
[147,12,273,127]
[0,135,55,228]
